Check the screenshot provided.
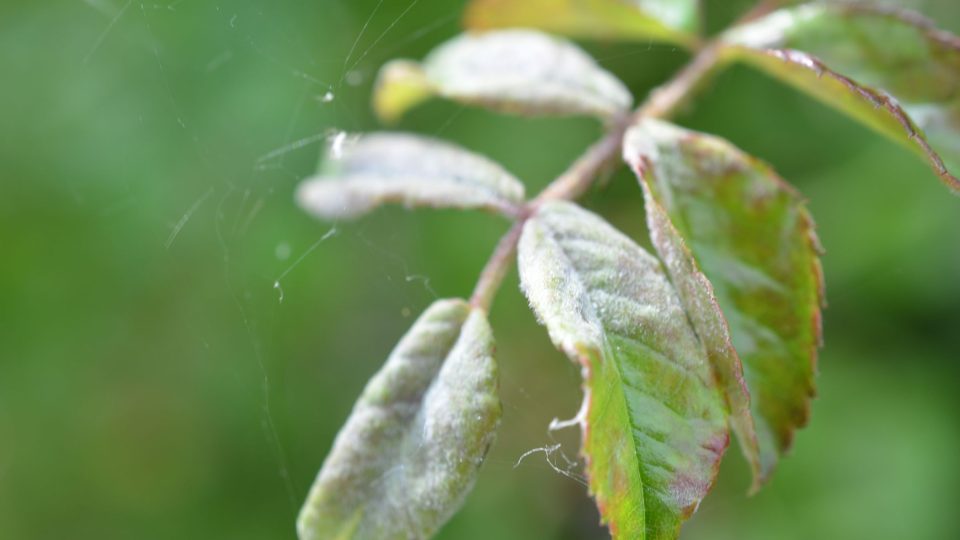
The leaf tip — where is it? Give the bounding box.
[461,0,496,31]
[373,59,434,124]
[296,176,343,221]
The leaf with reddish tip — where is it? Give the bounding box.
[373,30,632,123]
[518,201,729,539]
[296,132,525,220]
[623,118,823,481]
[297,299,500,540]
[722,3,960,193]
[463,0,700,47]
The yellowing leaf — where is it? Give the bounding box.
[624,118,823,479]
[463,0,700,47]
[518,201,728,539]
[372,60,434,124]
[297,299,500,540]
[722,3,960,193]
[296,132,525,220]
[373,30,632,123]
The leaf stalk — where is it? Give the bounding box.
[470,42,720,312]
[470,41,724,312]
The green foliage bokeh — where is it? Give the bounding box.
[0,1,958,538]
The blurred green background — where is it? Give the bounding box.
[2,0,959,538]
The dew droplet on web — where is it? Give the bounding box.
[345,70,364,87]
[273,280,284,303]
[275,242,291,261]
[319,90,335,103]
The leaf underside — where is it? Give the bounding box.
[373,29,633,123]
[722,3,960,193]
[297,299,500,540]
[518,201,729,540]
[296,132,525,220]
[624,118,823,478]
[463,0,700,47]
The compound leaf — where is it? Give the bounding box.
[463,0,700,47]
[373,30,632,123]
[297,299,500,540]
[296,132,525,220]
[722,3,960,193]
[518,201,728,540]
[623,118,823,479]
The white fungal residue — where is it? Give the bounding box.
[513,443,587,487]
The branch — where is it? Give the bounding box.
[469,220,525,310]
[470,41,724,312]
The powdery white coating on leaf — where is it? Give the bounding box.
[721,3,960,193]
[297,299,501,540]
[624,126,763,490]
[463,0,700,46]
[623,118,823,482]
[722,4,821,49]
[518,201,728,539]
[373,29,633,122]
[296,132,525,220]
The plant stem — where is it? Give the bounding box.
[469,219,525,311]
[469,41,724,312]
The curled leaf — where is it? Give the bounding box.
[296,132,525,220]
[722,3,960,193]
[624,118,823,480]
[518,201,728,539]
[297,299,501,540]
[463,0,700,46]
[636,173,763,491]
[373,29,632,123]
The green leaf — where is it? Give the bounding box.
[623,118,824,480]
[636,173,763,491]
[296,132,525,220]
[518,201,728,540]
[721,3,960,193]
[373,30,633,123]
[297,299,500,540]
[463,0,700,47]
